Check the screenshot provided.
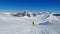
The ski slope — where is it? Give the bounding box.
[0,13,60,34]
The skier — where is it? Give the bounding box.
[32,22,35,26]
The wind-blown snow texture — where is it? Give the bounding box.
[0,12,60,34]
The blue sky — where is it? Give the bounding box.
[0,0,60,13]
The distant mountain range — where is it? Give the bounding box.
[0,11,60,17]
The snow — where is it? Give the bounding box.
[0,12,60,34]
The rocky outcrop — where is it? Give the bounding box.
[12,11,31,17]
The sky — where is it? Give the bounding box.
[0,0,60,13]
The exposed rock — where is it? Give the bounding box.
[12,10,32,17]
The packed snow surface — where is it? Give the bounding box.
[0,13,60,34]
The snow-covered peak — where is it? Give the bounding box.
[0,12,11,16]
